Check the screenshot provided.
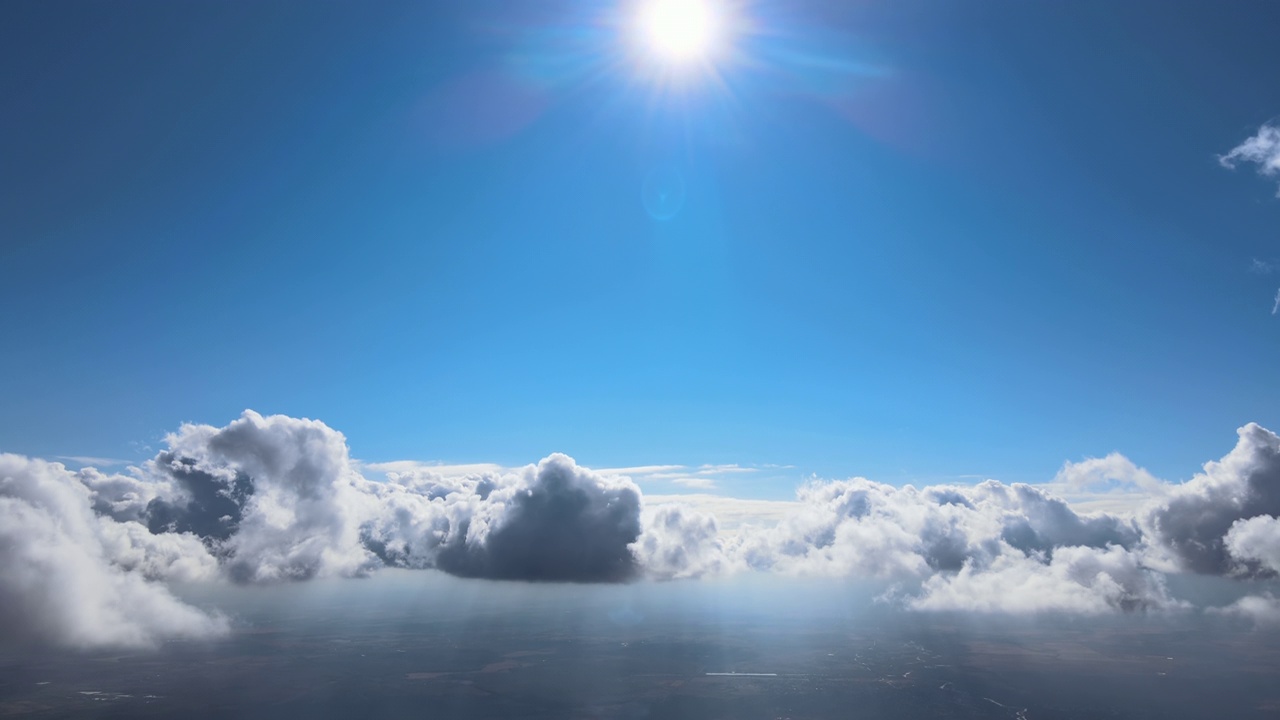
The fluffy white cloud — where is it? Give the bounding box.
[1225,515,1280,574]
[909,544,1181,614]
[734,476,1137,573]
[633,505,730,580]
[1054,451,1165,494]
[1220,123,1280,195]
[0,454,227,649]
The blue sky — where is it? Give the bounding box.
[3,0,1279,495]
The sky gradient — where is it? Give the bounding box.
[3,0,1280,493]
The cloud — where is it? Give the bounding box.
[672,477,718,489]
[1225,515,1280,575]
[408,454,644,583]
[1054,452,1164,494]
[1143,423,1280,576]
[1251,258,1276,275]
[735,476,1137,577]
[0,454,227,649]
[359,460,506,477]
[1209,593,1280,625]
[18,409,1280,649]
[1220,123,1280,195]
[1273,288,1280,315]
[642,494,798,533]
[908,545,1182,614]
[632,505,730,580]
[724,471,1163,614]
[596,462,774,490]
[55,456,133,467]
[145,411,381,583]
[144,414,651,584]
[595,464,685,477]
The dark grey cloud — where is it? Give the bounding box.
[1144,423,1280,576]
[441,455,642,582]
[145,454,251,542]
[363,455,645,583]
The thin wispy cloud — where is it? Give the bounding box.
[597,462,777,489]
[1273,288,1280,315]
[359,460,507,477]
[672,477,718,489]
[1250,258,1276,274]
[55,455,133,467]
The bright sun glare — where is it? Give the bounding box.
[636,0,722,64]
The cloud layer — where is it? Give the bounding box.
[7,411,1280,648]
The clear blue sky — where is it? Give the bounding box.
[2,0,1279,490]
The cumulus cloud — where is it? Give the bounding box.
[138,414,652,584]
[366,454,645,582]
[15,410,1280,651]
[1220,122,1280,195]
[1143,423,1280,576]
[909,545,1181,614]
[736,476,1136,573]
[1055,452,1164,494]
[633,505,730,580]
[725,471,1157,613]
[145,411,381,583]
[0,454,227,649]
[1225,515,1280,575]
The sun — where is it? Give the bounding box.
[635,0,724,65]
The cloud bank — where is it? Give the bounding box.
[6,411,1280,648]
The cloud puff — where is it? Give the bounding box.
[1209,593,1280,625]
[1054,452,1164,494]
[0,454,227,649]
[908,544,1180,614]
[368,454,646,582]
[1220,123,1280,195]
[146,411,380,583]
[633,505,730,580]
[1143,423,1280,576]
[1224,515,1280,575]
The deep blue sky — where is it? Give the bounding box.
[3,0,1279,491]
